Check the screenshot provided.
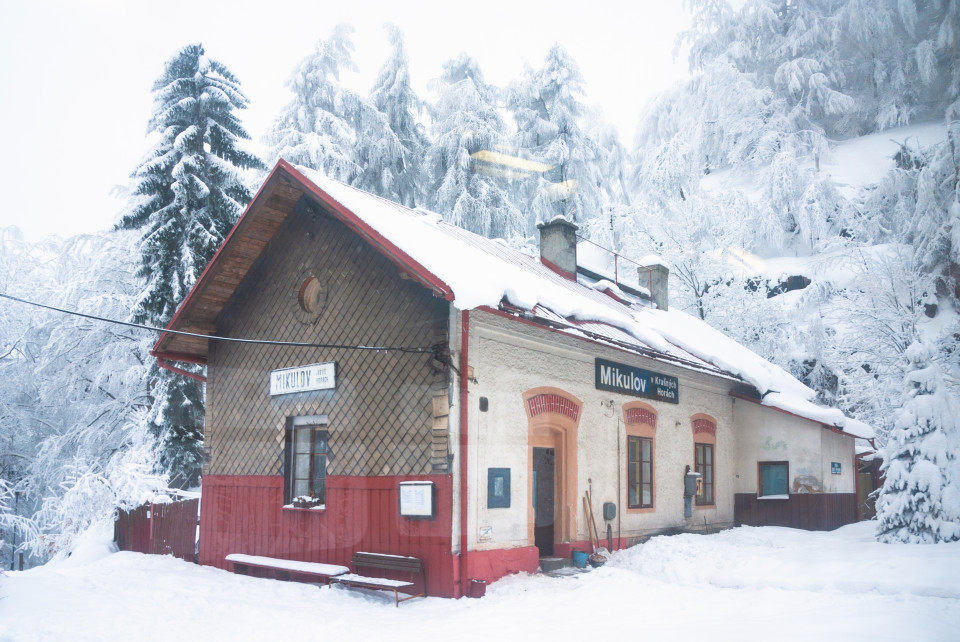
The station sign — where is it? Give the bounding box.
[269,362,336,396]
[595,357,679,404]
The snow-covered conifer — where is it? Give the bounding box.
[508,44,602,232]
[876,339,960,543]
[117,44,265,486]
[354,24,428,207]
[264,24,363,181]
[425,54,522,238]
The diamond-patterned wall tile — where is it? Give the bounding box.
[205,197,450,478]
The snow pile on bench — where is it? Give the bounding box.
[226,554,349,577]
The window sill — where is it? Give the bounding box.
[282,504,326,512]
[758,494,789,500]
[626,506,655,514]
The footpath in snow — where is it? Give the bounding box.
[1,521,958,641]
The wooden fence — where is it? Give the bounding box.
[734,493,858,531]
[115,498,199,562]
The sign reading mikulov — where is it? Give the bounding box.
[595,357,679,404]
[270,362,336,396]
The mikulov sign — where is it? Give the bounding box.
[270,362,336,396]
[595,358,679,404]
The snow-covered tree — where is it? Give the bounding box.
[116,44,265,486]
[425,54,522,238]
[354,24,428,206]
[579,113,635,250]
[508,44,602,232]
[0,230,165,565]
[118,43,265,323]
[264,24,363,180]
[876,339,960,543]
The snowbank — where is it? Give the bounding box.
[2,522,957,641]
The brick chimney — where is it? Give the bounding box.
[639,261,669,311]
[537,218,579,279]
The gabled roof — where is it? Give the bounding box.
[154,160,873,440]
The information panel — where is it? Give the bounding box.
[594,357,679,404]
[399,481,435,518]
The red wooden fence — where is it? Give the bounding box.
[734,493,857,531]
[115,498,199,561]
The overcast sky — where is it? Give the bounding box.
[0,0,690,241]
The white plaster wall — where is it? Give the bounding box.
[731,400,855,495]
[820,427,855,493]
[465,310,738,550]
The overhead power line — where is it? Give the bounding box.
[0,292,436,354]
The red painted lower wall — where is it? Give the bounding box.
[199,474,457,597]
[463,546,540,585]
[200,475,601,597]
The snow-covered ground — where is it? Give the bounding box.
[1,521,957,641]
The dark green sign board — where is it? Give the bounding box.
[595,357,679,404]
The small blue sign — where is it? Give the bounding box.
[487,468,511,508]
[831,462,841,475]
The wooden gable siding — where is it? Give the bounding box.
[205,196,449,477]
[157,175,302,360]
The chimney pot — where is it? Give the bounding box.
[537,217,579,278]
[639,262,669,310]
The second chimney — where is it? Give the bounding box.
[639,260,669,311]
[537,217,579,279]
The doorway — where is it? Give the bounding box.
[533,447,555,557]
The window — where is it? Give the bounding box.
[759,461,789,497]
[628,436,654,508]
[285,419,329,505]
[624,402,656,511]
[695,443,714,505]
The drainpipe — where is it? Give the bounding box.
[458,310,470,597]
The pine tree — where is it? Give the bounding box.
[264,24,363,181]
[425,54,522,238]
[117,44,265,486]
[354,24,428,206]
[876,339,960,543]
[508,44,602,232]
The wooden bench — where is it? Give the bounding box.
[328,552,426,607]
[226,554,349,584]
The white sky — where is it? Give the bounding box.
[0,0,690,241]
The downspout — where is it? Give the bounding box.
[854,451,861,522]
[458,309,470,597]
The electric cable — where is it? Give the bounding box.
[0,291,436,354]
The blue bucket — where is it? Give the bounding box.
[572,550,588,568]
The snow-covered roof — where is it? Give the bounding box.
[156,160,872,439]
[300,166,871,439]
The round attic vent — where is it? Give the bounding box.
[298,276,327,316]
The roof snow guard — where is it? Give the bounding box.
[153,160,873,441]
